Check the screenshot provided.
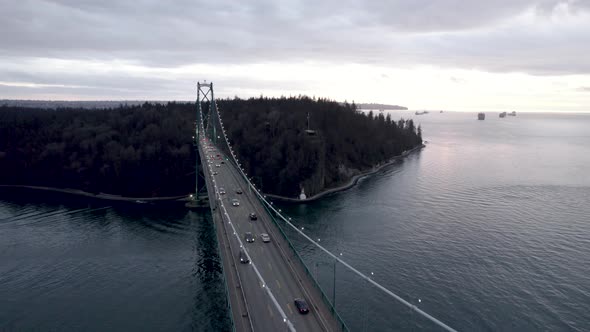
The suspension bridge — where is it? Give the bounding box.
[189,82,457,332]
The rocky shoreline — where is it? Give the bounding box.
[264,143,425,203]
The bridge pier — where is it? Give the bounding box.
[185,194,210,209]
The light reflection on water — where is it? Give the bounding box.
[281,112,590,331]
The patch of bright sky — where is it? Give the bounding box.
[2,57,590,112]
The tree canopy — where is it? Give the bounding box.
[218,96,422,197]
[0,97,422,198]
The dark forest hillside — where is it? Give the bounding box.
[0,97,422,198]
[218,97,422,197]
[0,102,194,197]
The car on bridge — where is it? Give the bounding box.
[232,199,240,206]
[261,233,270,243]
[249,212,257,220]
[236,188,243,194]
[239,250,249,264]
[215,164,221,167]
[294,298,310,314]
[212,171,218,175]
[219,188,226,195]
[245,232,255,243]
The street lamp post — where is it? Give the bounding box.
[332,259,337,308]
[314,260,338,309]
[410,297,422,331]
[363,272,374,332]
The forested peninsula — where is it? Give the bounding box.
[0,97,422,198]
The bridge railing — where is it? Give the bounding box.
[258,199,350,331]
[211,209,237,332]
[196,134,237,332]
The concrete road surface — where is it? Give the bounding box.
[203,144,342,332]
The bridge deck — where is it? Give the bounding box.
[202,142,343,331]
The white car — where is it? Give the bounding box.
[261,233,270,243]
[232,199,240,206]
[215,164,221,167]
[219,188,226,195]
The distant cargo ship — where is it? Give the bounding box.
[499,112,507,118]
[478,112,485,120]
[507,111,517,116]
[415,111,429,115]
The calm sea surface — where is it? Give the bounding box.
[0,200,230,331]
[1,111,589,331]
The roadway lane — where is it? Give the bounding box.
[205,155,287,331]
[222,162,330,331]
[211,206,253,332]
[203,143,340,331]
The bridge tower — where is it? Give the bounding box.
[186,81,216,209]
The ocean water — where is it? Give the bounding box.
[280,111,590,331]
[0,198,230,331]
[1,111,589,331]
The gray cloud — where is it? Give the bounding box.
[1,0,590,100]
[1,1,588,66]
[0,63,314,100]
[450,76,465,84]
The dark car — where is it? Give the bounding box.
[294,298,309,314]
[245,232,255,243]
[239,250,249,264]
[249,212,257,220]
[236,188,243,194]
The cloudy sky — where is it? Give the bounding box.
[1,0,590,111]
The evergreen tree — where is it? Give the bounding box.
[0,97,423,197]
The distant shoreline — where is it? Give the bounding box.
[0,185,187,202]
[264,144,425,203]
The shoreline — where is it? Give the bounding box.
[0,144,424,205]
[264,143,425,203]
[0,185,188,202]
